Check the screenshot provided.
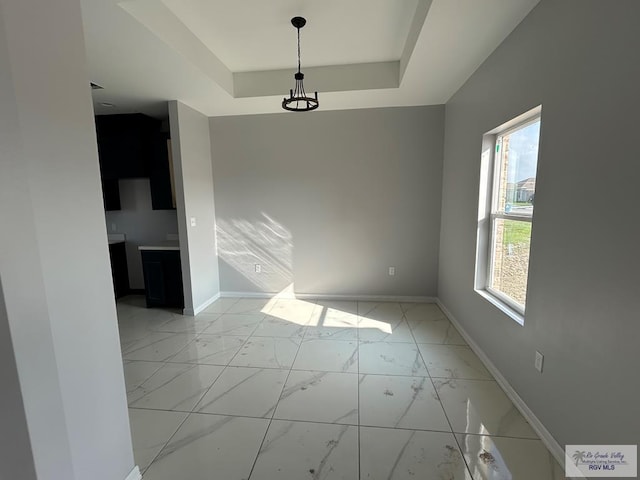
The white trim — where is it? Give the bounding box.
[124,466,141,480]
[495,112,541,138]
[191,292,221,316]
[436,299,573,475]
[297,294,436,303]
[486,105,543,136]
[492,212,533,222]
[220,291,280,299]
[483,287,525,321]
[219,291,436,303]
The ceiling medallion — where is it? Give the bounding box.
[282,16,319,112]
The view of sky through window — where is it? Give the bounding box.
[506,121,540,185]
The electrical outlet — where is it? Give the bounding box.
[388,266,396,276]
[254,264,261,273]
[535,351,544,373]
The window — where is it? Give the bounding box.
[476,107,541,321]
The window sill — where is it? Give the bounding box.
[475,289,525,326]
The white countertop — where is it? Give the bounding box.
[138,241,180,251]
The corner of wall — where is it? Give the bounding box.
[436,299,566,469]
[124,466,141,480]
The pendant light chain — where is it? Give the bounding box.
[282,16,319,112]
[297,26,301,74]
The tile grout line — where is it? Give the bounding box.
[125,298,243,474]
[244,304,311,480]
[411,310,475,479]
[216,324,260,367]
[131,300,263,475]
[137,409,191,475]
[356,304,362,480]
[187,306,276,420]
[427,379,474,478]
[126,405,542,440]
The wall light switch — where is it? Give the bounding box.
[190,217,197,227]
[535,351,544,373]
[388,266,396,276]
[254,264,261,273]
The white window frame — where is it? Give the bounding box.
[475,106,542,325]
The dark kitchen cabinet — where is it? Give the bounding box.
[108,242,129,299]
[141,250,184,308]
[149,133,176,210]
[95,113,175,211]
[101,178,121,211]
[95,114,160,180]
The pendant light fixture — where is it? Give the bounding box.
[282,16,319,112]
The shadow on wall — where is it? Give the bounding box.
[216,213,293,292]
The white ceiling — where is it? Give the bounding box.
[162,0,419,72]
[82,0,540,117]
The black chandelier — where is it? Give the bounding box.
[282,16,319,112]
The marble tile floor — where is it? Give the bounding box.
[119,296,566,479]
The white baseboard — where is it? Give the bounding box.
[220,291,281,299]
[436,299,568,473]
[183,293,222,316]
[193,292,221,315]
[297,294,436,303]
[124,466,141,480]
[220,291,436,303]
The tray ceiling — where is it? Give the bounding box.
[83,0,540,116]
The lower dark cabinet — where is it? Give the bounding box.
[108,242,129,299]
[141,250,184,308]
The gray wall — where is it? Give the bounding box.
[170,101,220,314]
[0,0,135,478]
[0,280,37,479]
[210,106,444,297]
[106,178,179,289]
[439,0,640,447]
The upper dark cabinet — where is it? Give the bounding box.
[149,132,176,210]
[95,113,176,211]
[95,113,160,180]
[101,178,121,211]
